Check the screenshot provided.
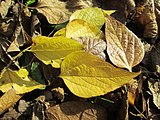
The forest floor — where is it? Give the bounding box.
[0,0,160,120]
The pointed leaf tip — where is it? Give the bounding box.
[60,51,140,98]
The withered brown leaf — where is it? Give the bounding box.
[135,0,158,39]
[148,79,160,109]
[105,15,144,71]
[0,88,22,115]
[36,0,71,24]
[75,36,106,60]
[0,0,12,18]
[46,101,107,120]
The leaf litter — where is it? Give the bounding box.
[0,0,160,120]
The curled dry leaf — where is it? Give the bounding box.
[105,15,144,72]
[31,15,41,38]
[0,19,15,37]
[36,0,71,24]
[0,88,22,115]
[155,0,160,35]
[67,0,99,11]
[0,37,15,70]
[142,43,160,72]
[148,79,160,109]
[46,101,108,120]
[0,0,12,18]
[52,87,64,102]
[135,0,158,39]
[7,23,32,52]
[75,36,106,60]
[128,79,138,105]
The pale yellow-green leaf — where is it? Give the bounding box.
[0,68,45,94]
[70,7,105,28]
[29,36,84,64]
[66,19,104,39]
[60,51,140,98]
[53,28,66,37]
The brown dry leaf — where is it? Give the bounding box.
[46,101,108,120]
[0,88,22,115]
[142,43,160,72]
[18,100,29,113]
[0,0,12,18]
[155,0,160,36]
[32,101,45,120]
[51,87,64,102]
[31,15,41,38]
[136,0,158,39]
[147,98,160,119]
[35,0,71,24]
[128,79,138,105]
[0,19,16,37]
[75,36,106,60]
[67,0,98,11]
[105,15,144,72]
[117,93,129,120]
[0,37,14,70]
[155,0,160,9]
[23,7,31,17]
[7,23,32,52]
[148,79,160,109]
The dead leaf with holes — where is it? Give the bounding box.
[105,15,144,72]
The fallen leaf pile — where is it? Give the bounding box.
[0,0,160,119]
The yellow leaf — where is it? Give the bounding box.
[42,59,62,68]
[103,10,116,16]
[105,16,144,72]
[0,88,22,115]
[0,68,45,94]
[29,36,84,66]
[53,28,66,37]
[60,51,140,98]
[66,19,104,39]
[70,7,105,28]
